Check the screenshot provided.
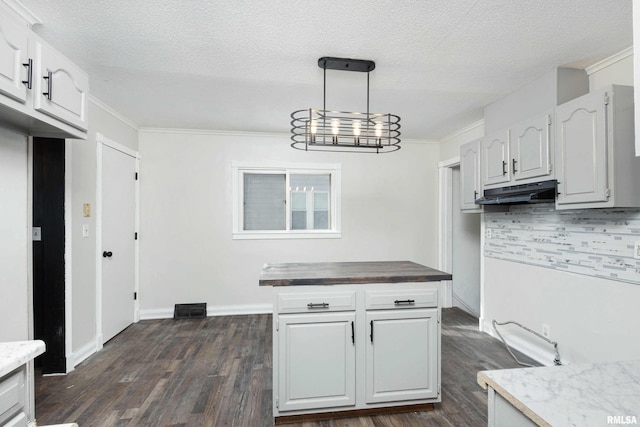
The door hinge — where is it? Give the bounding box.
[548,163,552,173]
[546,114,552,125]
[275,397,279,409]
[135,232,138,240]
[135,172,139,180]
[438,384,441,395]
[605,188,610,200]
[604,93,610,105]
[276,319,279,332]
[134,292,137,300]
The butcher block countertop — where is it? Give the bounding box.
[259,260,452,286]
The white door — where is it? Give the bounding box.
[365,308,438,403]
[101,142,136,343]
[482,130,510,186]
[511,111,552,182]
[278,312,356,412]
[555,91,608,206]
[460,139,481,210]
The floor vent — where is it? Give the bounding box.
[174,303,207,319]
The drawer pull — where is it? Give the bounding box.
[307,302,329,309]
[394,299,415,305]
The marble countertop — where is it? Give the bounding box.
[478,359,640,427]
[0,340,46,377]
[259,261,452,286]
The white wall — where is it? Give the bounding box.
[481,53,640,365]
[68,99,138,361]
[0,127,29,341]
[138,130,439,316]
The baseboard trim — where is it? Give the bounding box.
[71,338,99,368]
[481,318,558,367]
[139,304,273,320]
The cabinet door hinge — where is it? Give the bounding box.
[276,319,279,332]
[275,397,279,409]
[548,163,553,173]
[438,384,441,395]
[546,114,552,125]
[604,93,610,105]
[605,188,610,200]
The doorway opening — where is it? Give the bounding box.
[32,137,66,374]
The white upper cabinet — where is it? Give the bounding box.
[0,13,28,103]
[481,130,510,187]
[0,8,88,139]
[33,40,89,131]
[460,139,482,211]
[555,85,640,209]
[510,111,553,182]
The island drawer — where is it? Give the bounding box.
[0,370,24,424]
[276,291,356,313]
[365,288,438,310]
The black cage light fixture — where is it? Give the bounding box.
[291,57,401,153]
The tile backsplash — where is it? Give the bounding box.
[484,204,640,285]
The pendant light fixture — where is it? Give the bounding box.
[291,57,401,153]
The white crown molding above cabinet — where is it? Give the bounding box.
[1,0,42,26]
[585,46,633,76]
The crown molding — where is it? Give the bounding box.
[440,119,485,143]
[585,46,633,75]
[1,0,42,26]
[89,95,139,131]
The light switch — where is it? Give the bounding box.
[32,227,42,241]
[82,224,90,238]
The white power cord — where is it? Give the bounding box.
[492,320,562,367]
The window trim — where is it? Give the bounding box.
[232,161,342,239]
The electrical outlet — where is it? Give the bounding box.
[485,228,492,239]
[634,241,640,259]
[542,324,551,339]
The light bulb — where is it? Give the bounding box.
[331,119,340,135]
[352,121,361,136]
[374,122,383,138]
[310,119,318,135]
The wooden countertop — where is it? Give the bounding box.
[259,261,452,286]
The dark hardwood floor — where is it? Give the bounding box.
[35,308,535,427]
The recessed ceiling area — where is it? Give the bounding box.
[18,0,633,140]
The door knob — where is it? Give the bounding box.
[103,251,113,258]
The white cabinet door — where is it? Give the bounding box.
[510,111,552,182]
[278,312,356,412]
[482,130,510,186]
[33,40,89,131]
[0,13,29,103]
[555,90,608,206]
[365,308,438,403]
[460,139,481,211]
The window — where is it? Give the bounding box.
[233,162,341,239]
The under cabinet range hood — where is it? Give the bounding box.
[475,180,557,205]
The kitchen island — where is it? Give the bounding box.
[477,360,640,427]
[260,261,452,424]
[0,340,45,427]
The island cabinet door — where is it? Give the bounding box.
[277,312,356,412]
[365,308,438,404]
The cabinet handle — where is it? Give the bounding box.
[42,71,52,100]
[22,58,33,89]
[502,160,507,176]
[370,320,374,343]
[512,158,518,173]
[351,321,354,344]
[394,299,415,305]
[306,302,329,309]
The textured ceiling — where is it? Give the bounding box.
[18,0,633,140]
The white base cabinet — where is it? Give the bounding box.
[272,282,441,421]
